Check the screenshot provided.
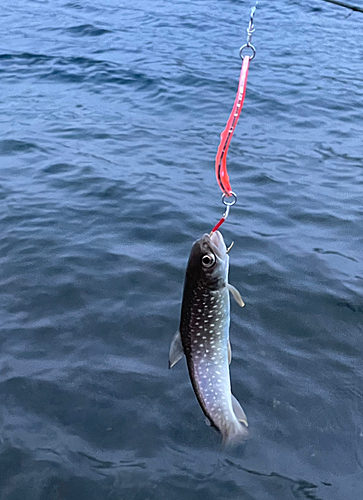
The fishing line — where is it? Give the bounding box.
[211,4,257,233]
[321,0,363,13]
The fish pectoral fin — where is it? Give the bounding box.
[231,394,248,427]
[169,330,184,369]
[228,341,232,365]
[228,284,245,308]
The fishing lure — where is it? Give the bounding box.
[212,4,257,233]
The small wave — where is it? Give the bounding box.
[314,247,359,263]
[0,139,38,156]
[43,163,74,175]
[64,24,113,37]
[0,52,160,92]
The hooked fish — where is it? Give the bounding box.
[169,230,248,445]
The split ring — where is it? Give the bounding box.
[222,192,237,206]
[239,44,256,61]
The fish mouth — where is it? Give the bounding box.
[208,231,227,259]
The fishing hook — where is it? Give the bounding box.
[210,192,237,234]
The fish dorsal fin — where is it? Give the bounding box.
[231,394,248,427]
[169,330,184,369]
[228,284,245,308]
[228,341,232,365]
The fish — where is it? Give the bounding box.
[169,230,248,445]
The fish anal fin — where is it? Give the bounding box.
[228,284,245,307]
[169,330,184,369]
[231,394,248,427]
[205,417,212,427]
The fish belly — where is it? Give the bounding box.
[185,288,237,430]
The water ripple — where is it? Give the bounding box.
[0,0,362,499]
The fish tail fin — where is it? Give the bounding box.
[222,420,249,447]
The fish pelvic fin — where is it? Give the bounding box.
[169,330,184,369]
[228,284,245,308]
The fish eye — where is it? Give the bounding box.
[201,253,216,268]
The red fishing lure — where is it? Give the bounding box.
[211,4,257,233]
[215,55,251,198]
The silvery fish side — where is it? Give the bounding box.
[169,230,248,445]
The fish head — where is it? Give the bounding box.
[186,230,229,290]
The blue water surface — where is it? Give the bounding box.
[0,1,362,499]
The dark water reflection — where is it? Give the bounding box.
[0,0,362,499]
